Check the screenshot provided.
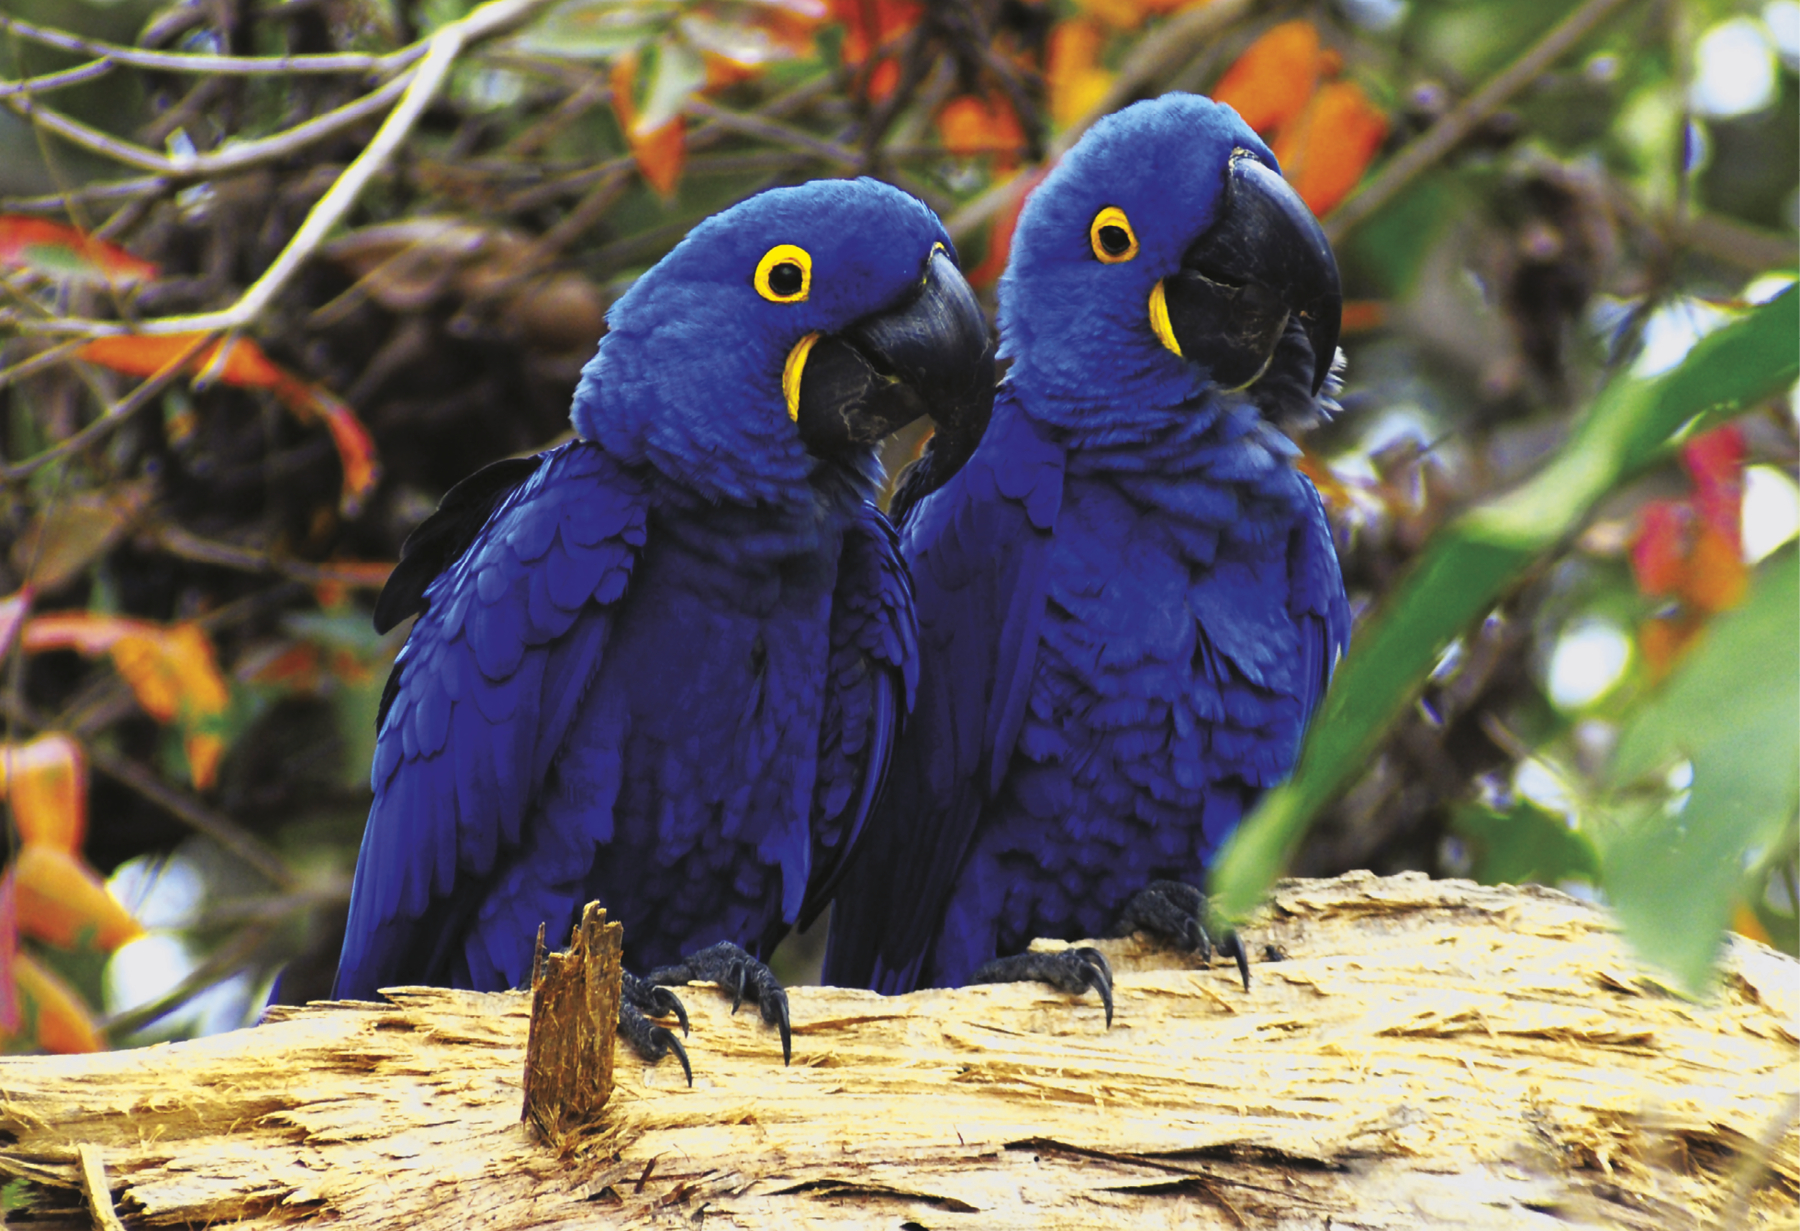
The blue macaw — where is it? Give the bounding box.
[334,178,994,1076]
[824,95,1351,1011]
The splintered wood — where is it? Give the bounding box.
[1,873,1793,1229]
[521,902,623,1147]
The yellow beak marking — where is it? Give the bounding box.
[783,332,821,421]
[1149,280,1181,358]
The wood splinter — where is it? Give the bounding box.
[520,901,624,1148]
[76,1144,128,1231]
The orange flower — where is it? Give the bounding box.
[937,93,1026,168]
[0,735,86,854]
[9,845,144,952]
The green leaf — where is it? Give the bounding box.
[1602,547,1800,994]
[637,38,706,135]
[1209,288,1799,922]
[1452,800,1601,887]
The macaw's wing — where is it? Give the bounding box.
[1290,474,1351,732]
[823,397,1064,993]
[794,500,918,938]
[335,442,647,999]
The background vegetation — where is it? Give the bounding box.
[0,0,1792,1052]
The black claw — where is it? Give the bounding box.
[971,947,1115,1028]
[1110,879,1252,989]
[619,999,694,1086]
[1221,930,1251,991]
[623,971,692,1036]
[649,941,792,1064]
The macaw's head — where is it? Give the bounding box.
[998,93,1341,429]
[573,177,993,505]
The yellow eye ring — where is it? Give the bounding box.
[1089,207,1138,263]
[755,244,813,303]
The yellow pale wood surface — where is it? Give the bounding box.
[1,872,1794,1229]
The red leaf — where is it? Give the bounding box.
[0,734,87,854]
[0,215,158,285]
[1681,423,1745,553]
[1212,20,1328,136]
[1630,500,1688,597]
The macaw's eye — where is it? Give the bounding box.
[755,244,812,302]
[1089,206,1138,263]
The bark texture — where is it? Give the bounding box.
[1,872,1794,1229]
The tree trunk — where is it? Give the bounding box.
[2,872,1794,1229]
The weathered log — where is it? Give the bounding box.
[1,872,1794,1229]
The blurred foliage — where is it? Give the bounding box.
[0,0,1792,1050]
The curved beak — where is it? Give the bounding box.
[787,247,996,453]
[1152,152,1342,395]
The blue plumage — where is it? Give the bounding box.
[334,180,981,1054]
[824,95,1351,995]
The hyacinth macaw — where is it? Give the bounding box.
[824,94,1351,1012]
[334,178,994,1077]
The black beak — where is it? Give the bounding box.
[791,248,995,453]
[1156,152,1342,395]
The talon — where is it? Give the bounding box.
[657,1028,694,1086]
[1223,930,1250,991]
[772,991,792,1065]
[653,987,691,1035]
[1075,947,1114,1027]
[730,964,748,1016]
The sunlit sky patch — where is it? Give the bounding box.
[1632,296,1736,377]
[1691,17,1780,118]
[1743,465,1800,562]
[1546,619,1632,711]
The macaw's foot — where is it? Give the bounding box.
[970,946,1114,1027]
[648,942,792,1065]
[1108,879,1250,990]
[619,971,692,1085]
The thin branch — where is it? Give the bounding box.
[944,0,1253,243]
[1324,0,1643,242]
[11,0,559,340]
[0,12,424,75]
[100,922,277,1037]
[2,68,417,178]
[151,523,394,589]
[0,58,117,98]
[0,177,169,214]
[0,339,87,393]
[684,97,862,170]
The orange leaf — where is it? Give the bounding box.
[11,845,143,951]
[1276,80,1387,217]
[0,734,87,854]
[1637,613,1699,683]
[833,0,920,66]
[612,56,687,198]
[294,389,383,516]
[0,876,17,1034]
[1679,522,1749,614]
[12,950,102,1053]
[78,335,381,517]
[0,215,158,286]
[1731,901,1773,944]
[937,93,1026,167]
[1213,20,1326,135]
[22,616,231,789]
[1046,19,1114,126]
[0,587,31,660]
